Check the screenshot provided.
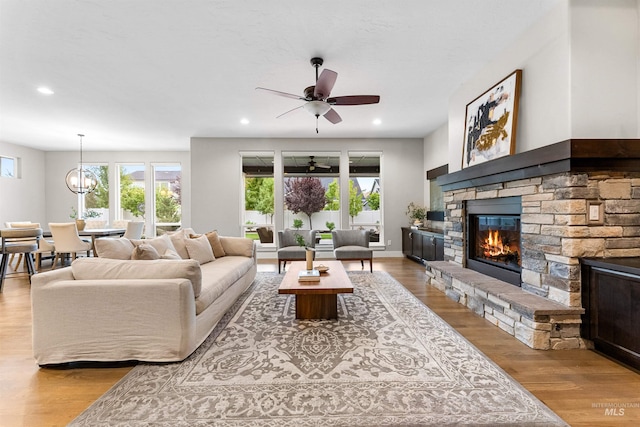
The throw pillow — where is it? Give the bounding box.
[161,249,182,260]
[130,234,177,255]
[185,235,215,264]
[167,228,194,259]
[94,237,134,259]
[220,236,254,257]
[131,243,160,260]
[205,230,226,258]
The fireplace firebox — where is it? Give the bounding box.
[466,197,522,286]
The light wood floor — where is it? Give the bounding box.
[1,257,639,426]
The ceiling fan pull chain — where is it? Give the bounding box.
[316,115,319,133]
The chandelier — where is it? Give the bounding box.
[65,134,98,194]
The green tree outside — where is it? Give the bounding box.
[84,165,109,210]
[348,179,363,222]
[324,179,340,211]
[366,191,380,211]
[255,178,274,222]
[120,170,145,218]
[245,177,274,222]
[155,187,181,223]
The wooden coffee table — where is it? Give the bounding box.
[278,260,354,319]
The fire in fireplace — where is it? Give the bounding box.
[466,197,522,286]
[473,216,521,268]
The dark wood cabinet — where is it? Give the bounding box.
[581,258,640,370]
[401,227,444,264]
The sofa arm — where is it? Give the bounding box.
[31,278,197,364]
[32,266,74,286]
[220,236,256,258]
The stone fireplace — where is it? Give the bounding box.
[426,139,640,350]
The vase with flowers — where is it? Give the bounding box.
[70,207,100,231]
[295,232,314,270]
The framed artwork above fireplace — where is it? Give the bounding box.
[462,69,522,169]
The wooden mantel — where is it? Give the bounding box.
[437,139,640,192]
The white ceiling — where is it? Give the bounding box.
[0,0,558,152]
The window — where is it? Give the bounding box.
[349,153,382,244]
[117,164,145,223]
[282,152,340,235]
[241,153,274,245]
[82,164,109,224]
[0,156,17,178]
[153,164,182,235]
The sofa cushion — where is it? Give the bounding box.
[204,231,226,258]
[132,243,160,260]
[185,235,215,264]
[334,245,373,259]
[94,237,134,259]
[130,234,177,256]
[195,256,254,314]
[220,236,254,257]
[71,257,203,298]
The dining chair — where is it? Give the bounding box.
[0,227,42,292]
[331,229,373,272]
[123,221,144,239]
[5,221,33,269]
[5,222,42,269]
[48,222,92,269]
[35,237,56,269]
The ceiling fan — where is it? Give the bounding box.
[307,156,331,171]
[256,57,380,133]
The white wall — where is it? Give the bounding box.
[190,138,424,253]
[44,150,191,231]
[0,141,47,226]
[447,0,640,172]
[570,0,639,137]
[448,1,572,172]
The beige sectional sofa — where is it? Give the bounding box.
[31,230,256,365]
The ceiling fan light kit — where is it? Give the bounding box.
[256,57,380,133]
[303,100,331,117]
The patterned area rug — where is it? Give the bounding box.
[70,272,567,426]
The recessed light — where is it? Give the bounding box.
[240,118,250,125]
[37,87,54,95]
[372,118,382,125]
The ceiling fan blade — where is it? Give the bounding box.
[327,95,380,105]
[256,87,305,101]
[323,108,342,124]
[314,69,338,99]
[276,105,304,119]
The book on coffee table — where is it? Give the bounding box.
[298,269,321,282]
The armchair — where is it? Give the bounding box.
[332,229,373,272]
[277,229,317,273]
[256,227,274,244]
